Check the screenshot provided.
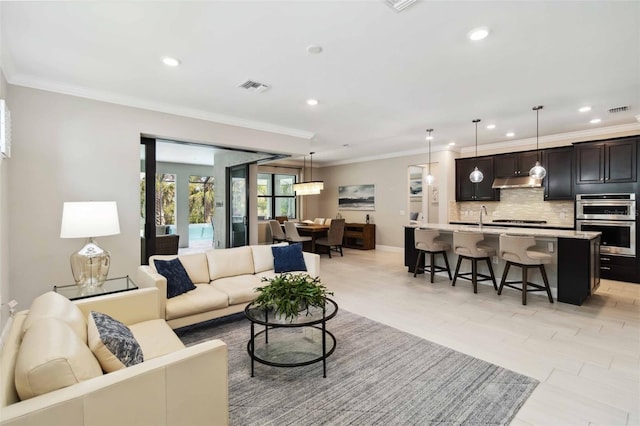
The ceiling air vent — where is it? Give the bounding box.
[384,0,418,12]
[238,80,270,93]
[608,105,629,114]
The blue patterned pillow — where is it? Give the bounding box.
[88,311,143,372]
[154,258,197,298]
[272,243,307,273]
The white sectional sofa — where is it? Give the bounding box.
[0,287,229,426]
[137,243,320,329]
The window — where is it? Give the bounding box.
[257,173,296,220]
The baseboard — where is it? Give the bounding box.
[374,245,403,253]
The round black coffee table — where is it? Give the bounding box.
[244,298,338,377]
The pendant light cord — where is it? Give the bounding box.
[472,119,480,158]
[309,151,314,181]
[426,129,433,175]
[533,105,543,161]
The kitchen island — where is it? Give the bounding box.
[405,224,601,306]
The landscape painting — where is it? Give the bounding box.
[338,184,375,210]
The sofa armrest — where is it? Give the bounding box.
[138,265,168,320]
[74,287,162,325]
[303,251,320,277]
[1,340,229,426]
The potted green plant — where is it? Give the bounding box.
[254,273,333,321]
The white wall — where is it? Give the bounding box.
[312,150,457,248]
[6,85,309,308]
[0,68,9,327]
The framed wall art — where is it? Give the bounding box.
[338,184,375,210]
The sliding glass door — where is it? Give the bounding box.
[228,164,249,247]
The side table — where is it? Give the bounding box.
[53,276,137,301]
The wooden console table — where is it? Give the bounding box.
[343,223,376,250]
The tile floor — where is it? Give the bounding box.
[319,248,640,426]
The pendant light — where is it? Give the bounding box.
[529,105,546,179]
[293,152,324,195]
[469,119,484,183]
[424,128,435,185]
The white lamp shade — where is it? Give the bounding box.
[60,201,120,238]
[293,181,324,195]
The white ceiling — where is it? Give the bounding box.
[2,1,639,165]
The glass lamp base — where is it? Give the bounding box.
[70,238,111,288]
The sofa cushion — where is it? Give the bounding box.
[129,319,185,360]
[210,275,263,305]
[150,253,210,284]
[23,291,87,342]
[154,258,197,298]
[165,284,229,321]
[87,311,144,372]
[206,246,255,281]
[251,243,287,273]
[15,318,102,400]
[272,243,307,273]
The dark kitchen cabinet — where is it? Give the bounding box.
[455,157,499,201]
[557,235,600,306]
[494,151,540,177]
[543,147,573,200]
[575,138,637,184]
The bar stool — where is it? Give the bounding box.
[498,234,554,305]
[413,229,452,283]
[452,231,497,293]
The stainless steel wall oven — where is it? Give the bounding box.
[576,193,636,256]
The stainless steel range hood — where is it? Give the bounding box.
[491,176,543,189]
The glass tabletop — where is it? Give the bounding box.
[245,298,338,326]
[54,276,137,300]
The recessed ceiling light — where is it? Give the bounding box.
[506,132,515,137]
[306,45,323,54]
[590,118,601,124]
[468,27,490,41]
[306,99,319,106]
[425,135,433,141]
[448,142,455,146]
[486,124,496,130]
[162,57,181,67]
[578,106,591,113]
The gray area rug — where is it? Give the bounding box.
[176,310,538,425]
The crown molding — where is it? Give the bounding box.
[323,144,458,167]
[460,123,640,155]
[5,73,315,140]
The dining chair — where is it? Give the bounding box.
[284,221,312,243]
[315,219,345,258]
[269,220,287,243]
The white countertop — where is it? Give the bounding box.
[406,223,600,240]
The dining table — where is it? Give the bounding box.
[292,223,329,252]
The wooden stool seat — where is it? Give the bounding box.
[413,229,452,283]
[498,234,554,305]
[452,231,497,293]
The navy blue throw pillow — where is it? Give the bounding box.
[154,258,196,298]
[272,243,307,273]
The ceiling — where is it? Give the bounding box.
[2,1,639,166]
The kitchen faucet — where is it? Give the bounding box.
[479,205,488,228]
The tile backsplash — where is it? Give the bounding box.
[448,188,574,227]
